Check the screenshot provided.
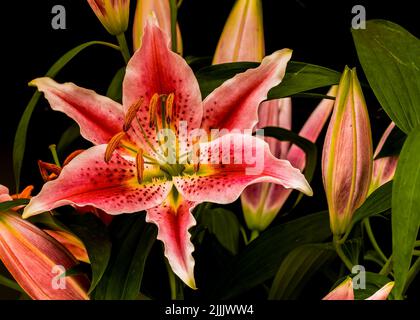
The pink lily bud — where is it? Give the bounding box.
[44,230,90,264]
[369,122,398,194]
[87,0,130,35]
[133,0,183,53]
[0,211,89,300]
[213,0,265,64]
[322,67,373,236]
[323,277,394,300]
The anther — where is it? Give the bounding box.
[148,93,159,127]
[136,149,145,184]
[63,149,85,166]
[165,93,175,124]
[105,132,126,163]
[192,139,201,173]
[124,98,144,132]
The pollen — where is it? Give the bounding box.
[123,97,144,132]
[105,132,126,163]
[148,93,159,127]
[165,93,175,124]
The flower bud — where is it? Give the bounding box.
[87,0,130,35]
[322,67,373,236]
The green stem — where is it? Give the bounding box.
[249,230,260,242]
[116,33,131,64]
[415,240,420,248]
[0,275,24,293]
[363,218,387,263]
[169,0,178,53]
[414,250,420,256]
[49,144,61,167]
[379,255,393,276]
[333,236,353,271]
[177,0,184,8]
[403,257,420,295]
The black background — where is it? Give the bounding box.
[0,0,419,301]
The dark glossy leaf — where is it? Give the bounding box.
[66,214,112,294]
[57,123,81,155]
[93,213,156,300]
[352,20,420,134]
[268,62,341,99]
[351,181,392,228]
[375,126,406,159]
[196,61,340,99]
[106,67,125,103]
[392,128,420,298]
[13,41,120,191]
[198,208,241,255]
[0,199,29,212]
[210,211,331,299]
[269,243,335,300]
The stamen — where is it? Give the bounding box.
[38,160,61,182]
[136,149,145,184]
[124,98,144,132]
[192,138,201,173]
[105,132,126,163]
[148,93,159,127]
[166,93,175,124]
[63,150,85,166]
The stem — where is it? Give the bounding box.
[49,144,61,167]
[0,275,24,293]
[165,259,183,300]
[403,257,420,295]
[415,240,420,248]
[333,235,354,271]
[177,0,184,8]
[413,250,420,256]
[249,230,260,242]
[116,33,131,64]
[169,0,178,53]
[379,255,393,276]
[363,218,387,263]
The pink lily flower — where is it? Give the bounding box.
[369,122,398,195]
[322,67,373,236]
[87,0,130,36]
[22,21,312,288]
[323,277,394,300]
[133,0,183,53]
[213,0,334,231]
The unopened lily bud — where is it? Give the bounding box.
[213,0,264,64]
[133,0,183,53]
[0,211,89,300]
[322,67,373,236]
[87,0,130,36]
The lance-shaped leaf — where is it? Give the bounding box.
[87,0,130,35]
[213,0,264,64]
[0,211,89,300]
[322,67,373,236]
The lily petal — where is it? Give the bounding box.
[146,194,197,289]
[23,145,173,218]
[365,282,394,300]
[31,77,124,145]
[0,211,89,300]
[123,21,202,154]
[44,230,90,264]
[0,185,12,202]
[323,277,354,300]
[174,133,312,204]
[202,49,292,134]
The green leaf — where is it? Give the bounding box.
[259,126,317,184]
[351,181,392,228]
[375,126,406,159]
[65,214,112,294]
[267,61,341,99]
[93,214,156,300]
[195,61,340,99]
[391,128,420,298]
[0,199,29,212]
[198,208,241,255]
[268,243,335,300]
[106,67,125,103]
[13,41,120,191]
[57,123,81,155]
[352,20,420,134]
[210,211,331,299]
